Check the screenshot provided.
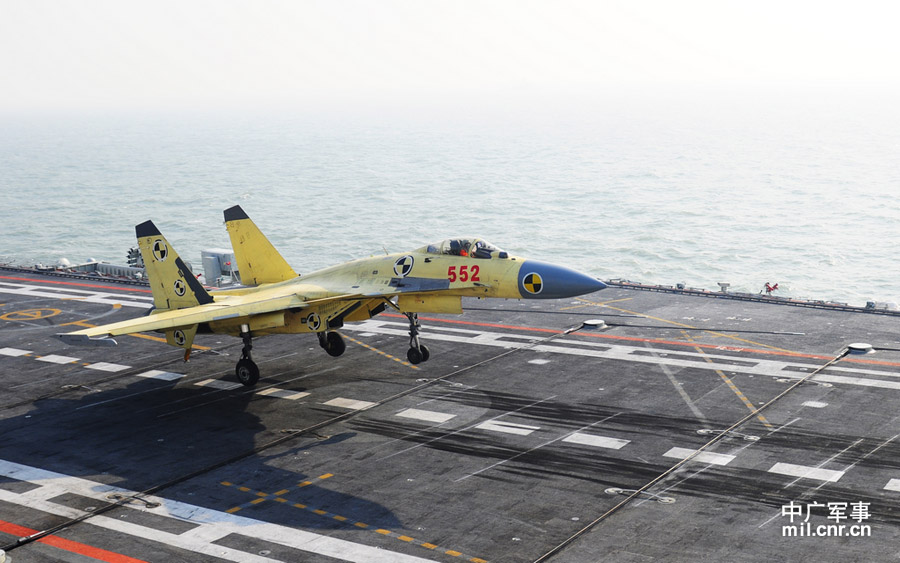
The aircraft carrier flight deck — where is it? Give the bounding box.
[1,270,898,562]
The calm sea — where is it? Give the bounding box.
[2,100,898,306]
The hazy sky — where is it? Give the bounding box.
[2,0,898,114]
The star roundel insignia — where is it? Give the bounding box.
[306,313,321,331]
[152,240,168,262]
[523,272,543,294]
[174,330,186,346]
[393,255,414,278]
[173,279,186,296]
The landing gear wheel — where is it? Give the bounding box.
[324,331,346,357]
[235,327,259,386]
[407,347,424,365]
[404,312,431,364]
[235,358,259,386]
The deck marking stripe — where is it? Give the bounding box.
[377,395,559,462]
[649,342,708,423]
[396,408,456,423]
[85,362,130,372]
[0,275,154,293]
[35,354,80,364]
[458,413,622,483]
[223,479,487,562]
[0,347,31,356]
[663,447,735,466]
[802,401,828,408]
[693,345,773,428]
[342,333,420,370]
[256,388,311,400]
[562,433,630,449]
[768,462,845,482]
[135,370,185,381]
[885,479,900,492]
[323,397,377,410]
[0,518,149,563]
[0,458,437,563]
[354,313,900,367]
[475,420,540,436]
[401,306,900,367]
[576,298,799,353]
[194,379,242,391]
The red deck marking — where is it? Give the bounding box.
[0,275,152,294]
[0,519,148,562]
[382,313,900,367]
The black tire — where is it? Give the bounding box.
[325,332,346,357]
[235,358,260,386]
[420,344,431,362]
[407,347,424,365]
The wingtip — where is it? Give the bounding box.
[135,220,160,238]
[57,333,119,347]
[224,205,250,222]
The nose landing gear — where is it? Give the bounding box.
[405,312,430,365]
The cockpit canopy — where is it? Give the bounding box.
[420,238,507,259]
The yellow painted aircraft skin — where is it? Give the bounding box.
[59,205,605,385]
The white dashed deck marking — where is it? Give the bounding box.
[768,462,845,483]
[0,281,153,308]
[344,320,900,391]
[323,397,376,410]
[85,362,130,372]
[194,378,242,391]
[563,432,630,449]
[396,408,456,423]
[35,354,79,364]
[663,447,736,466]
[802,401,828,408]
[885,479,900,492]
[136,370,186,381]
[0,459,433,563]
[0,347,31,356]
[256,388,311,400]
[475,420,540,436]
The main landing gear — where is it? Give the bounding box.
[405,312,430,365]
[235,326,260,387]
[233,328,345,387]
[318,331,346,357]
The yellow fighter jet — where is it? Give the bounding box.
[58,206,606,386]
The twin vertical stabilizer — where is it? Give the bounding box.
[135,220,213,355]
[224,205,297,286]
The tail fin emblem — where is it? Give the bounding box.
[152,240,168,262]
[173,279,186,296]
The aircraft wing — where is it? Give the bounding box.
[57,292,314,346]
[58,273,488,347]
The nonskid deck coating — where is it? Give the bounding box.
[0,272,898,562]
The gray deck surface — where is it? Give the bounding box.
[1,271,898,562]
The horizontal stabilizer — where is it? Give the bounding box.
[56,334,118,347]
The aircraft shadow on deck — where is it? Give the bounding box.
[0,377,403,531]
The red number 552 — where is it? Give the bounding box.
[448,265,480,283]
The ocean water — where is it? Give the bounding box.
[2,100,899,306]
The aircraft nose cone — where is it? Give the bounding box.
[518,261,606,299]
